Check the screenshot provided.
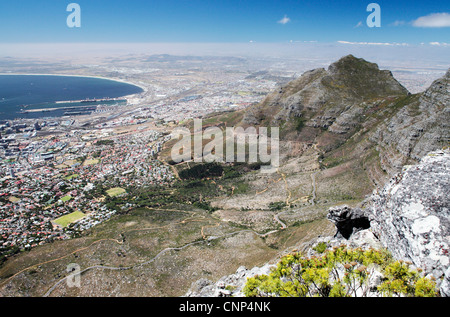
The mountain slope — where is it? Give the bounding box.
[1,56,448,298]
[234,55,448,186]
[242,55,409,138]
[371,69,450,176]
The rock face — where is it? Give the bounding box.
[324,150,450,296]
[367,149,450,283]
[327,205,370,239]
[370,69,450,176]
[184,264,275,297]
[441,267,450,297]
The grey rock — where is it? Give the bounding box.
[367,149,450,283]
[440,266,450,297]
[327,205,371,239]
[184,264,275,297]
[370,70,450,177]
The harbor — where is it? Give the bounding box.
[19,99,128,116]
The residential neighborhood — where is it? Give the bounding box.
[0,121,174,258]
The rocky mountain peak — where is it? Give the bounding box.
[328,54,380,75]
[421,67,449,105]
[242,55,409,129]
[323,54,409,99]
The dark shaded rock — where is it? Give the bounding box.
[327,205,371,239]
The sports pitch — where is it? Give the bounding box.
[54,211,86,228]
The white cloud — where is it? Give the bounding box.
[354,21,363,28]
[277,15,291,25]
[337,41,409,46]
[412,12,450,28]
[429,42,450,46]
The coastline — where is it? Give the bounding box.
[0,72,148,97]
[0,73,147,120]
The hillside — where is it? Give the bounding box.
[209,55,448,186]
[0,56,448,297]
[189,149,449,297]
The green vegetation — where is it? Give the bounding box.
[106,187,126,197]
[243,245,437,297]
[95,139,115,146]
[61,195,72,202]
[295,117,307,133]
[64,174,79,181]
[112,162,255,213]
[378,261,437,297]
[312,241,328,254]
[269,201,287,211]
[179,163,224,180]
[54,211,86,228]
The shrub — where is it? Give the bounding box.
[243,246,437,297]
[269,201,287,211]
[313,242,328,254]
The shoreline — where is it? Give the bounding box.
[0,73,147,121]
[0,72,148,96]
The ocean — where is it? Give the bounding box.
[0,75,143,121]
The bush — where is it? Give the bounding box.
[313,242,328,254]
[269,201,287,211]
[243,246,437,297]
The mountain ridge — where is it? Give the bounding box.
[234,55,449,186]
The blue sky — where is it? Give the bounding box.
[0,0,449,44]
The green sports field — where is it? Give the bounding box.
[53,211,86,228]
[106,187,126,197]
[61,195,73,202]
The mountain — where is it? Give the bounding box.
[370,69,450,176]
[234,55,449,185]
[183,57,449,297]
[242,54,408,133]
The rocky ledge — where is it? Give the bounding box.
[328,149,449,296]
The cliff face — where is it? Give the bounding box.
[368,150,450,278]
[370,70,450,176]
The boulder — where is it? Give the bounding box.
[327,205,370,239]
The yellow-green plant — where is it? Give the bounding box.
[243,245,437,297]
[377,261,437,297]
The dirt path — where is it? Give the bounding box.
[310,171,318,205]
[3,167,323,297]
